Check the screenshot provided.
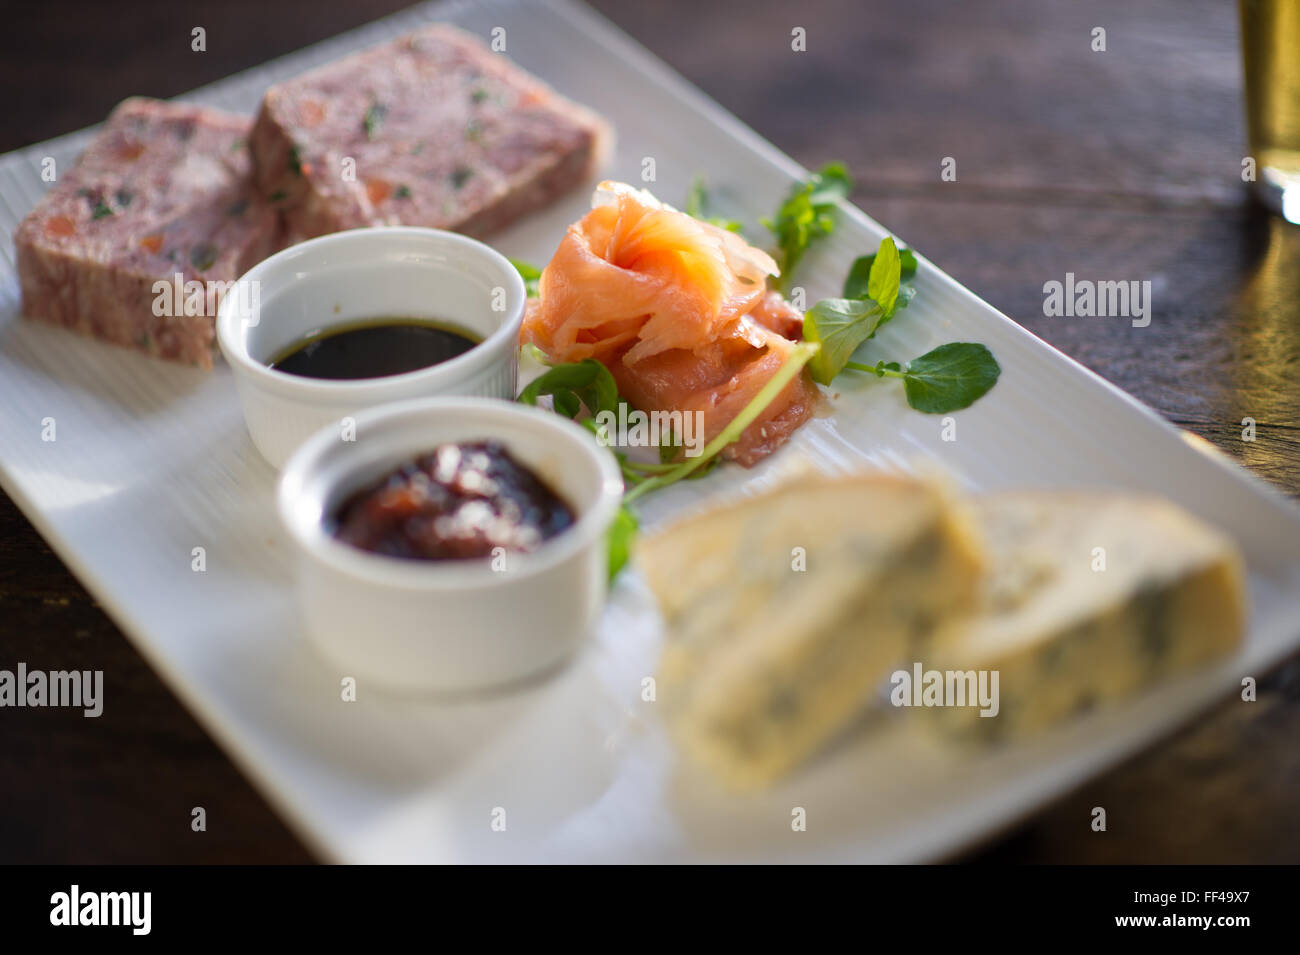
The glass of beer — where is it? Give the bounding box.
[1241,0,1300,222]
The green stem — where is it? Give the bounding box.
[619,459,678,484]
[623,342,819,504]
[845,360,905,379]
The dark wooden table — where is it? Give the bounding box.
[2,0,1298,864]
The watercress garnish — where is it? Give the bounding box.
[606,505,639,580]
[803,236,914,384]
[762,162,852,291]
[866,236,901,314]
[843,246,917,299]
[803,233,998,413]
[803,298,892,386]
[846,343,1001,414]
[518,358,618,420]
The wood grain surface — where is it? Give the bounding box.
[1,0,1297,864]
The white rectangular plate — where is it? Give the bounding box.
[2,0,1298,863]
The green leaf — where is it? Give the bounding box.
[802,298,889,385]
[762,162,853,291]
[844,247,917,299]
[607,505,638,581]
[898,342,1001,413]
[867,237,901,316]
[517,359,619,420]
[509,258,542,297]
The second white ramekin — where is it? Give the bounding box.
[277,397,624,693]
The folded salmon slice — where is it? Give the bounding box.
[522,182,820,466]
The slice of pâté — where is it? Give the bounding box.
[250,24,610,239]
[922,492,1246,740]
[638,474,984,789]
[15,97,279,367]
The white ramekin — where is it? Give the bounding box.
[277,397,624,693]
[217,227,526,469]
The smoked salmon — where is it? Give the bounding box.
[522,182,820,466]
